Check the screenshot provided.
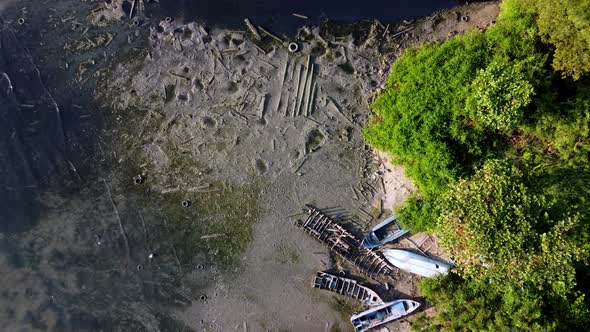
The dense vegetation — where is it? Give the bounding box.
[364,0,590,329]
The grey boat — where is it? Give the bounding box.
[312,271,384,307]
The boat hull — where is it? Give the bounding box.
[350,299,420,332]
[362,215,408,249]
[312,272,384,307]
[382,249,450,277]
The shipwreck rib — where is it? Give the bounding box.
[300,205,394,279]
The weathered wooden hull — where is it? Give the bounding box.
[312,271,384,307]
[301,205,394,279]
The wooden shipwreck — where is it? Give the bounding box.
[301,205,394,278]
[313,271,384,307]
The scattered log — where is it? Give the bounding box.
[391,26,414,39]
[258,26,284,45]
[258,93,267,119]
[293,155,309,173]
[292,13,308,19]
[303,59,315,117]
[291,63,303,116]
[244,18,261,40]
[304,116,321,125]
[351,186,360,200]
[298,55,312,116]
[276,59,289,115]
[253,44,266,55]
[307,81,317,116]
[200,234,226,240]
[328,97,355,126]
[129,0,136,19]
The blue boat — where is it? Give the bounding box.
[361,215,409,249]
[350,299,421,332]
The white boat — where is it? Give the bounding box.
[382,249,450,277]
[350,299,420,332]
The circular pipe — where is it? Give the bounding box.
[288,42,299,53]
[17,18,25,25]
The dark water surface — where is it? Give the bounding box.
[153,0,461,33]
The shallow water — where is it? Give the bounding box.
[153,0,460,33]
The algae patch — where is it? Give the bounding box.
[330,297,364,321]
[144,178,264,269]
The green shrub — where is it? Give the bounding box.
[364,32,491,203]
[526,84,590,165]
[523,0,590,80]
[438,160,588,291]
[365,0,590,328]
[416,160,590,331]
[396,194,439,232]
[467,59,535,132]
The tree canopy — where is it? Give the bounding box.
[523,0,590,80]
[364,0,590,329]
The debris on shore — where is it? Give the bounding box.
[301,204,453,330]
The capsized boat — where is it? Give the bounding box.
[382,249,451,278]
[361,215,409,249]
[350,299,420,332]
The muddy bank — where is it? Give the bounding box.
[0,1,499,331]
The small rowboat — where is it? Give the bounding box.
[312,271,384,307]
[350,299,420,332]
[361,215,409,249]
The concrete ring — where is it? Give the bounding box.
[288,42,299,53]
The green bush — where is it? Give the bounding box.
[396,194,439,232]
[364,0,590,329]
[526,84,590,165]
[413,275,546,331]
[364,0,549,231]
[415,160,590,331]
[466,59,535,132]
[364,31,491,202]
[523,0,590,80]
[438,160,588,291]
